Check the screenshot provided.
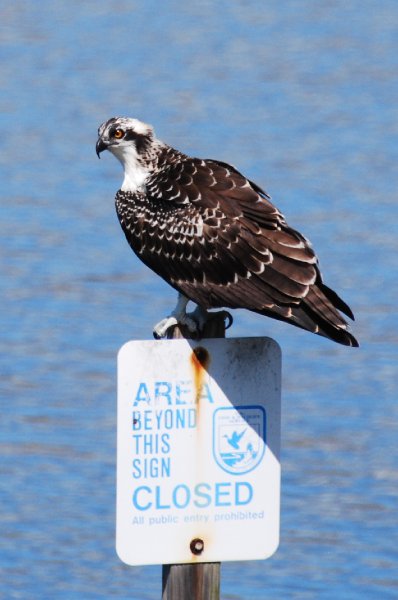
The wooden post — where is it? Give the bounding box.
[162,562,220,600]
[161,311,229,600]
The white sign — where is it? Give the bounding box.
[116,337,281,566]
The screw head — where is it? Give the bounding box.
[190,538,204,555]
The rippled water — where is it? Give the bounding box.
[1,1,398,598]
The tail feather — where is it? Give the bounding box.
[255,282,359,347]
[321,283,355,321]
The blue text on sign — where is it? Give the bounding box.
[132,481,253,511]
[133,381,214,406]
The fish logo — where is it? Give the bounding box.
[213,406,266,475]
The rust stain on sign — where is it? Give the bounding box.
[190,346,210,403]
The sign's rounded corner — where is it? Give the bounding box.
[268,337,282,358]
[117,340,134,362]
[264,536,280,560]
[115,542,134,567]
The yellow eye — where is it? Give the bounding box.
[114,128,124,139]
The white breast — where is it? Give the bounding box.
[110,144,150,193]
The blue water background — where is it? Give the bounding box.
[1,1,397,598]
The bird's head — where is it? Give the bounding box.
[96,117,157,192]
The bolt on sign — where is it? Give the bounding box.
[116,337,281,566]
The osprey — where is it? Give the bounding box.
[96,117,358,347]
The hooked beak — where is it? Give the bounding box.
[96,138,108,158]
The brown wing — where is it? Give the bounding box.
[119,153,358,346]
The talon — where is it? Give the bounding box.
[153,316,178,339]
[223,311,233,330]
[153,294,210,339]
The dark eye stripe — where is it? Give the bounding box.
[124,129,151,153]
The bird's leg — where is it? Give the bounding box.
[153,293,205,339]
[188,304,209,331]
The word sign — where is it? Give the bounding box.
[116,337,281,565]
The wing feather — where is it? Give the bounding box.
[116,151,358,346]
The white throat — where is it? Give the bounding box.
[110,144,151,193]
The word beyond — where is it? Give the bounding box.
[132,408,196,432]
[133,481,253,511]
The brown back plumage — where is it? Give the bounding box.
[115,148,358,347]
